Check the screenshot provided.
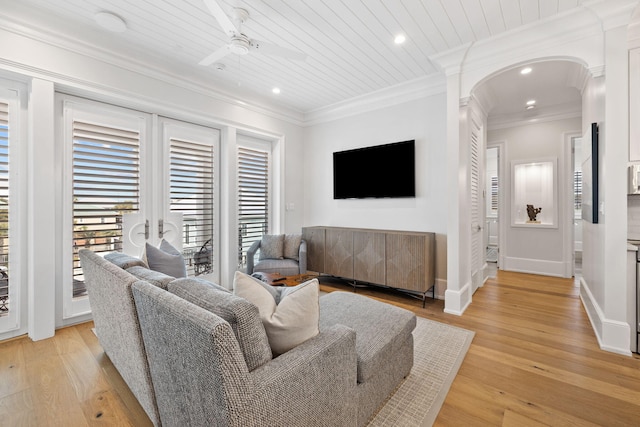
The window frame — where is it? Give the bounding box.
[0,82,26,337]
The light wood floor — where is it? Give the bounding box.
[1,270,639,426]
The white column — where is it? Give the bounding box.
[28,78,55,340]
[444,73,472,315]
[219,126,238,289]
[601,24,631,353]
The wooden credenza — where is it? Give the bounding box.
[302,226,435,299]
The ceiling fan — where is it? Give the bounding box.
[199,0,307,66]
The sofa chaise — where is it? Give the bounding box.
[79,249,416,426]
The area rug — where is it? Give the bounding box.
[368,317,474,426]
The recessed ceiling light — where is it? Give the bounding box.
[520,67,532,75]
[272,87,281,94]
[394,34,406,44]
[526,105,535,110]
[94,11,127,33]
[526,99,536,106]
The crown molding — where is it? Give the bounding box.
[488,101,582,131]
[303,74,446,126]
[427,0,638,99]
[583,0,639,31]
[0,6,305,127]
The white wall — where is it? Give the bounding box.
[489,117,581,277]
[303,94,449,296]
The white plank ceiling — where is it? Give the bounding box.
[7,0,584,113]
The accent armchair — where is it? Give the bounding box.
[246,234,307,276]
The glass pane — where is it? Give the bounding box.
[238,146,268,268]
[0,111,8,316]
[73,121,140,299]
[170,138,215,277]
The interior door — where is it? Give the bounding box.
[470,114,485,293]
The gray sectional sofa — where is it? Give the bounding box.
[79,249,416,427]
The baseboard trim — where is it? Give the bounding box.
[435,278,447,300]
[503,256,570,278]
[579,277,632,356]
[444,281,471,316]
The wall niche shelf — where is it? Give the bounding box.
[511,158,558,229]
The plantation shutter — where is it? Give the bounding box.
[237,146,269,268]
[0,101,10,315]
[470,118,483,277]
[574,170,582,211]
[490,176,498,212]
[72,120,140,294]
[169,137,215,276]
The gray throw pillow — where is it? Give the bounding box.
[259,234,284,260]
[283,234,301,260]
[145,239,187,278]
[168,277,272,371]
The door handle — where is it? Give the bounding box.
[137,220,150,240]
[158,219,164,239]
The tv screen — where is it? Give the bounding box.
[333,140,415,199]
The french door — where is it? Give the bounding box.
[62,97,220,319]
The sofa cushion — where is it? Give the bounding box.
[126,266,174,290]
[145,239,187,278]
[253,258,300,276]
[283,234,301,261]
[259,234,284,260]
[104,252,147,270]
[168,277,272,371]
[319,291,416,383]
[233,271,319,355]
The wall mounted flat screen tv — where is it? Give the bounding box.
[333,140,415,199]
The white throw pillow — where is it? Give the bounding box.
[233,271,319,355]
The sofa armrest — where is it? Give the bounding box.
[246,240,261,274]
[298,239,307,274]
[250,324,357,426]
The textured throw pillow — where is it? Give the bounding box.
[259,234,285,260]
[233,271,319,355]
[144,239,187,278]
[283,234,302,261]
[168,277,272,371]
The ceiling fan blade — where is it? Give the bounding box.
[199,45,232,66]
[250,39,307,61]
[202,0,239,37]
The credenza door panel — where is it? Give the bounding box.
[302,227,325,273]
[386,233,433,293]
[353,231,386,284]
[325,228,353,278]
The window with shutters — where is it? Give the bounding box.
[169,137,215,276]
[0,85,24,336]
[0,101,10,317]
[237,144,270,269]
[71,118,141,301]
